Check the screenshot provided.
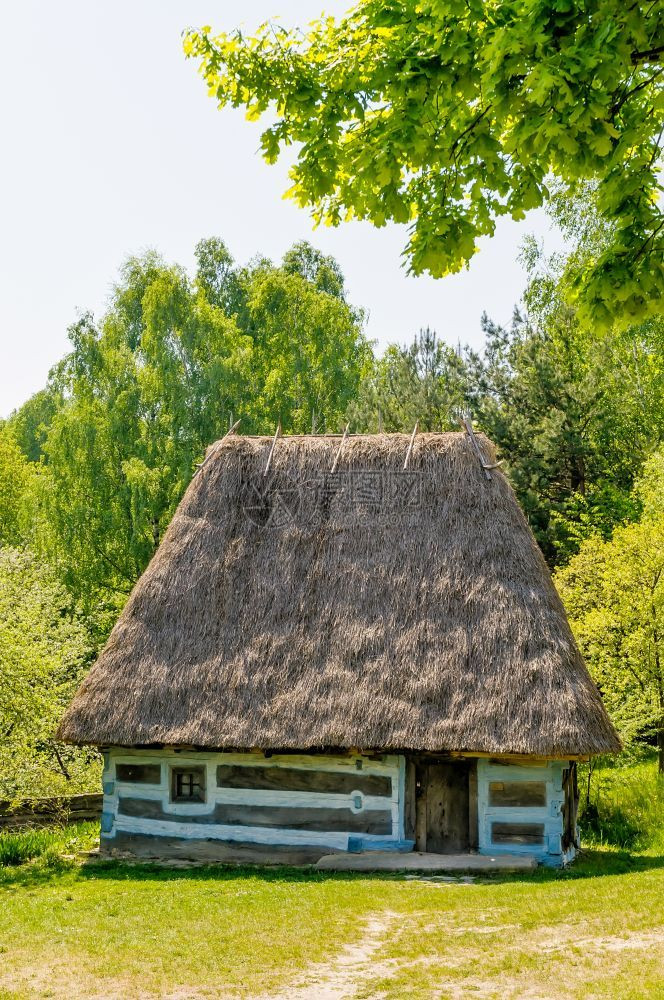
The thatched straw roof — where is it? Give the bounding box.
[58,432,619,756]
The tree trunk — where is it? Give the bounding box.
[585,758,595,806]
[570,451,586,495]
[52,744,71,781]
[650,603,663,772]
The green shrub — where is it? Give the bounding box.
[0,828,52,866]
[578,755,664,853]
[579,801,642,848]
[0,821,98,867]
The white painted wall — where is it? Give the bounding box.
[101,748,407,853]
[477,759,575,865]
[101,749,577,863]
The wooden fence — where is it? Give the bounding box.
[0,793,102,831]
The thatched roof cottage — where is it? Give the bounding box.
[59,432,619,867]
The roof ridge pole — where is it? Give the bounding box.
[403,421,419,470]
[330,423,350,473]
[194,418,241,475]
[264,421,282,477]
[460,415,502,480]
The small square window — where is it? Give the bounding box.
[171,766,206,803]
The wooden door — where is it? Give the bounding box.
[415,760,471,854]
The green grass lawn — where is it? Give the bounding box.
[1,852,662,999]
[0,758,662,999]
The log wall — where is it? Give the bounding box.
[100,749,411,857]
[477,759,576,866]
[98,750,577,865]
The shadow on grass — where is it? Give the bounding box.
[2,848,664,892]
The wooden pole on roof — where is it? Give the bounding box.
[403,422,419,470]
[264,421,282,477]
[330,423,350,473]
[194,419,241,475]
[460,415,502,480]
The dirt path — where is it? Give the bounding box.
[256,920,664,1000]
[256,910,399,1000]
[0,910,399,1000]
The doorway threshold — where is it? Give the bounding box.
[315,851,537,873]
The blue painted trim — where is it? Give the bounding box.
[348,836,414,853]
[396,755,406,841]
[548,832,562,855]
[540,854,564,868]
[101,811,114,833]
[103,780,115,796]
[476,758,569,867]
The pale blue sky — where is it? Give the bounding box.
[0,1,564,418]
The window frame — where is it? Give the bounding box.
[170,765,207,804]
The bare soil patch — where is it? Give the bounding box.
[256,911,400,1000]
